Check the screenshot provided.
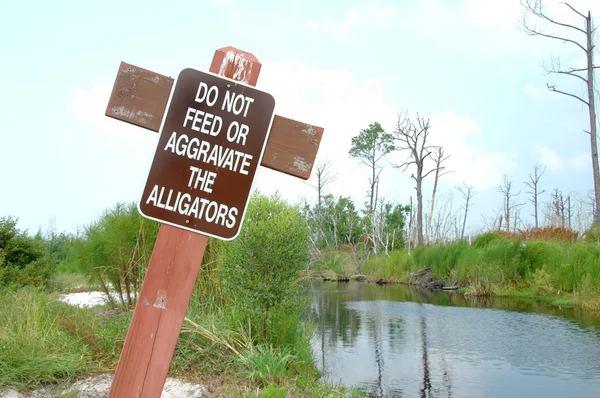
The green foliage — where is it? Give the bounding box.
[332,235,600,302]
[472,231,504,248]
[531,267,555,296]
[221,192,309,342]
[70,202,159,309]
[348,122,395,168]
[381,203,409,251]
[585,219,600,243]
[0,216,54,289]
[237,345,296,387]
[258,383,287,398]
[304,194,365,250]
[0,289,90,387]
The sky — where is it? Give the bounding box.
[1,0,599,237]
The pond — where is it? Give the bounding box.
[308,281,600,398]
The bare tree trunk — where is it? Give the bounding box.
[520,1,599,222]
[416,169,424,246]
[426,148,451,244]
[585,12,600,222]
[525,165,546,229]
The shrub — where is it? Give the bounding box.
[220,192,309,343]
[530,267,555,296]
[0,216,54,289]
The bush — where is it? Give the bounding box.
[71,203,159,309]
[0,216,54,289]
[220,192,309,343]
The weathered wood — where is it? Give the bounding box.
[105,47,324,180]
[108,225,208,398]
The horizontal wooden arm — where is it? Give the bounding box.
[105,62,323,180]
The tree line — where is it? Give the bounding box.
[302,0,599,254]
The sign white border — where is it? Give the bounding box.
[137,68,276,241]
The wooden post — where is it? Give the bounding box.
[108,48,267,398]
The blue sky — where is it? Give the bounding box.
[1,0,599,236]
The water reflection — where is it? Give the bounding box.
[309,281,600,398]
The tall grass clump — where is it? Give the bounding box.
[362,250,412,282]
[0,289,89,388]
[71,202,159,309]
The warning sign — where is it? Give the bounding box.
[139,68,275,240]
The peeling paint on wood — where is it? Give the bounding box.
[302,125,317,136]
[111,106,154,125]
[153,289,167,309]
[293,156,311,173]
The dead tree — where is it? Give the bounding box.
[520,0,600,222]
[306,159,337,209]
[407,196,415,252]
[497,175,525,232]
[550,188,564,227]
[524,164,547,228]
[393,111,435,247]
[426,147,452,243]
[457,182,475,240]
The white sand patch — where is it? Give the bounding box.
[0,390,21,398]
[1,374,208,398]
[58,291,138,308]
[58,291,115,308]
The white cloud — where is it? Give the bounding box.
[535,146,564,171]
[304,1,398,40]
[425,111,518,190]
[255,60,398,206]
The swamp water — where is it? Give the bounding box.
[308,281,600,397]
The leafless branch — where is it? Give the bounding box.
[547,83,589,105]
[561,2,586,20]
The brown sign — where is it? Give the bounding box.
[139,68,275,240]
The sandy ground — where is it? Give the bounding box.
[1,292,210,398]
[0,374,209,397]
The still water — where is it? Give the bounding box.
[308,281,600,398]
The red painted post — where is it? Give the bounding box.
[108,48,263,398]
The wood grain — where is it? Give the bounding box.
[105,47,323,180]
[108,225,208,398]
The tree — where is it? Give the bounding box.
[221,192,309,342]
[393,111,435,247]
[524,164,547,228]
[457,182,476,240]
[520,0,600,222]
[306,159,338,209]
[497,175,525,232]
[349,122,395,211]
[426,147,452,243]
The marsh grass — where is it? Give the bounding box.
[237,345,296,386]
[0,289,90,388]
[347,232,600,305]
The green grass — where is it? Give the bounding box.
[330,234,600,306]
[0,289,90,388]
[237,345,296,386]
